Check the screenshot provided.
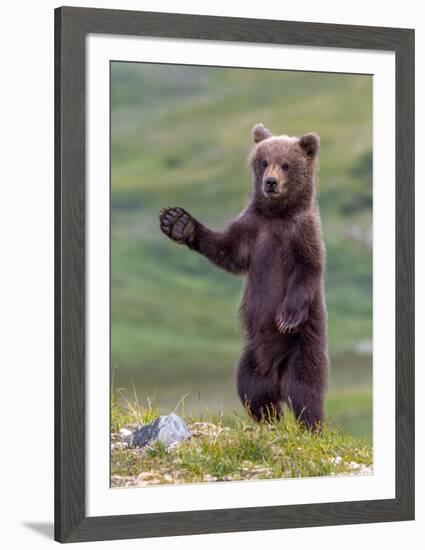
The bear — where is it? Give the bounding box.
[159,123,328,429]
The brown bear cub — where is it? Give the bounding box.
[159,123,328,429]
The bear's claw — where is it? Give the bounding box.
[276,310,307,334]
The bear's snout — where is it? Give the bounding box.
[265,177,278,192]
[263,176,285,198]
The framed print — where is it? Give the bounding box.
[54,6,414,543]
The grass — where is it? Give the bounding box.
[111,392,373,487]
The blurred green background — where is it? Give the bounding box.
[111,62,373,442]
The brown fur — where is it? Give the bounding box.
[159,123,328,429]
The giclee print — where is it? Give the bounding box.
[110,62,373,488]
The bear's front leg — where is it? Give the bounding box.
[276,286,310,334]
[159,207,250,274]
[159,207,196,245]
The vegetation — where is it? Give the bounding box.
[111,63,373,442]
[111,394,372,487]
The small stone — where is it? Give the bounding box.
[191,422,219,437]
[203,474,218,482]
[130,413,191,448]
[119,428,132,441]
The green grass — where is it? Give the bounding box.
[111,63,373,443]
[111,395,373,487]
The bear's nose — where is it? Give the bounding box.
[265,177,278,191]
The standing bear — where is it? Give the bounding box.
[159,123,328,429]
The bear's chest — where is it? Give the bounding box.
[248,226,295,285]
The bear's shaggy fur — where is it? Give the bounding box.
[159,123,328,429]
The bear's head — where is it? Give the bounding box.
[249,123,319,216]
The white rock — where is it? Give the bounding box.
[119,428,132,441]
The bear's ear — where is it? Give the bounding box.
[299,133,320,159]
[252,123,272,143]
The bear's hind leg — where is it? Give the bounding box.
[284,342,327,431]
[236,344,282,422]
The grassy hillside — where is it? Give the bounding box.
[111,63,373,441]
[111,396,372,486]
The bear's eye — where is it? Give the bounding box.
[282,163,290,171]
[261,159,268,168]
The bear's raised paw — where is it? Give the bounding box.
[159,207,195,244]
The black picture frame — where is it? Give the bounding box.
[54,6,415,543]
